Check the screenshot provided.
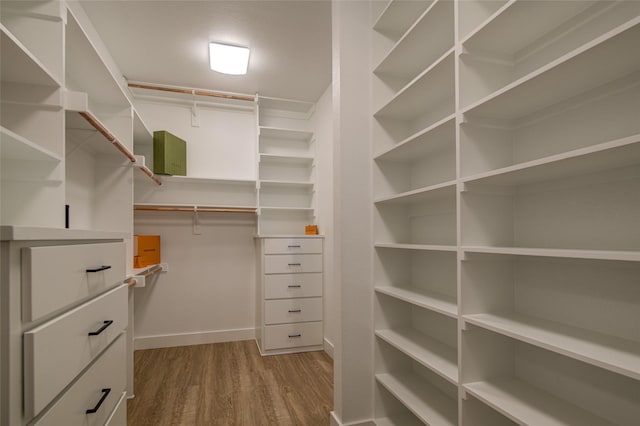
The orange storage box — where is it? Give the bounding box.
[134,235,161,268]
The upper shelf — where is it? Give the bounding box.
[259,126,314,142]
[0,126,62,162]
[0,24,61,87]
[374,0,454,81]
[133,109,153,146]
[259,153,314,164]
[258,96,314,115]
[463,20,640,120]
[375,180,456,205]
[462,246,640,263]
[372,0,432,40]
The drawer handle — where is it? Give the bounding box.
[288,245,301,248]
[86,388,111,414]
[288,263,301,266]
[86,265,112,273]
[288,309,302,313]
[88,320,114,336]
[288,333,302,338]
[288,285,301,288]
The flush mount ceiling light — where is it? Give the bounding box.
[209,42,250,75]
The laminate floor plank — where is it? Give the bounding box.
[128,340,333,425]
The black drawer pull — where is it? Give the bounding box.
[288,333,301,338]
[287,245,301,248]
[288,285,301,288]
[86,265,112,273]
[86,388,111,414]
[288,263,301,266]
[288,309,302,313]
[88,320,113,336]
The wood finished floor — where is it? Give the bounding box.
[128,340,333,425]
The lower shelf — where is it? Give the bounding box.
[375,372,457,426]
[375,414,424,426]
[464,377,614,426]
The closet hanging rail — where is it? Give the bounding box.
[79,111,137,163]
[138,165,162,186]
[134,205,257,214]
[128,83,255,102]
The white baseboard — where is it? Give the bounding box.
[134,327,255,350]
[324,337,334,359]
[330,412,375,426]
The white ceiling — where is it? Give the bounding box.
[79,0,332,103]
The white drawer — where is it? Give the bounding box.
[22,242,125,322]
[24,285,128,419]
[104,391,127,426]
[264,254,322,274]
[265,298,323,325]
[34,334,126,426]
[264,321,323,350]
[264,238,322,254]
[264,273,323,299]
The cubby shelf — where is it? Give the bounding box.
[375,181,455,205]
[1,23,61,87]
[375,243,457,253]
[375,286,457,319]
[462,246,640,262]
[462,134,640,186]
[374,0,454,81]
[0,126,62,162]
[376,373,457,426]
[260,180,314,188]
[462,19,640,119]
[464,378,614,426]
[259,126,313,142]
[259,153,314,163]
[376,328,458,384]
[464,312,640,380]
[372,0,432,40]
[159,175,256,185]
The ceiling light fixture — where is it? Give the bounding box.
[209,42,250,75]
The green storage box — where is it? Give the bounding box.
[153,130,186,175]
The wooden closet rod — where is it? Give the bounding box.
[79,111,137,163]
[139,165,163,186]
[128,83,255,102]
[134,205,256,214]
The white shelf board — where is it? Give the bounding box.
[375,372,457,426]
[374,114,455,162]
[375,415,424,426]
[375,286,457,319]
[375,180,456,205]
[258,96,314,114]
[133,109,153,146]
[374,0,454,79]
[376,328,458,384]
[462,134,640,186]
[372,0,432,39]
[461,0,594,54]
[1,126,62,162]
[260,180,314,188]
[375,243,457,253]
[461,246,640,262]
[0,24,62,87]
[259,206,314,212]
[463,19,640,120]
[464,377,614,426]
[464,312,640,380]
[259,126,313,141]
[259,153,314,163]
[375,49,455,120]
[158,175,257,186]
[134,202,257,210]
[255,234,323,239]
[0,226,127,241]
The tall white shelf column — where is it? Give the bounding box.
[370,1,640,425]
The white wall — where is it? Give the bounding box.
[313,84,336,356]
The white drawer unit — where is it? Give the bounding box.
[264,298,323,325]
[263,253,323,274]
[24,284,128,418]
[264,273,323,299]
[264,237,323,254]
[263,322,324,350]
[33,333,126,426]
[22,242,126,322]
[256,236,324,355]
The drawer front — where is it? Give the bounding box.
[34,334,126,426]
[264,254,323,274]
[264,238,322,254]
[24,285,128,419]
[22,242,125,322]
[264,322,323,350]
[265,298,323,325]
[264,273,322,299]
[104,391,127,426]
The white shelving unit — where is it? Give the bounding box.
[370,1,640,425]
[257,95,317,236]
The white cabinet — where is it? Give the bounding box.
[256,236,324,355]
[371,1,640,425]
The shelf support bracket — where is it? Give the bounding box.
[191,91,200,127]
[192,206,202,235]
